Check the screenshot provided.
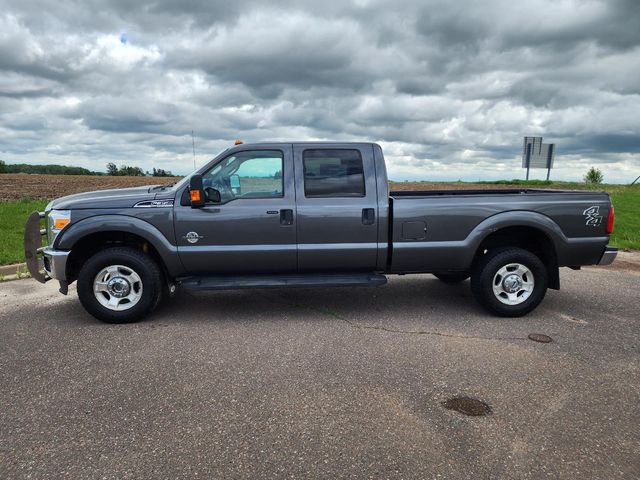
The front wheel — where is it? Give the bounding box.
[471,248,548,317]
[77,247,163,323]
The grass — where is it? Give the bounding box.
[0,185,637,266]
[608,186,640,250]
[0,199,47,265]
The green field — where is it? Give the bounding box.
[0,184,637,266]
[0,199,48,265]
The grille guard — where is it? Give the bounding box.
[23,211,49,283]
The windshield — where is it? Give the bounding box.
[171,148,229,191]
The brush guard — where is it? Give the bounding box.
[23,211,49,283]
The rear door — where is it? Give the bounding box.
[293,144,379,272]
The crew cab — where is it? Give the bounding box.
[24,142,617,323]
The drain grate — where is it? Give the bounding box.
[528,333,552,343]
[442,396,492,416]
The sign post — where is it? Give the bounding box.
[522,137,555,180]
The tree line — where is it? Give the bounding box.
[105,163,174,177]
[0,160,100,175]
[0,160,174,177]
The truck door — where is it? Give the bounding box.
[293,144,379,272]
[174,146,297,274]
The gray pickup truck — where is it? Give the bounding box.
[25,142,617,323]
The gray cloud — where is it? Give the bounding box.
[0,0,639,182]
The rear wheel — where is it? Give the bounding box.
[77,247,162,323]
[471,248,547,317]
[433,271,470,284]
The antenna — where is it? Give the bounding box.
[191,130,196,170]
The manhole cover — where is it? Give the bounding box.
[441,396,492,416]
[528,333,552,343]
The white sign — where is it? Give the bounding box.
[522,136,555,169]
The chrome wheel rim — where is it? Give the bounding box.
[93,265,143,311]
[492,263,534,306]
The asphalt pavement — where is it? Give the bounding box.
[1,264,638,479]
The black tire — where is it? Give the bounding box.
[77,247,163,323]
[471,248,547,317]
[433,271,470,284]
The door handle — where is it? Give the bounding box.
[280,209,294,226]
[362,208,375,225]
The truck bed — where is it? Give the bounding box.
[390,188,593,197]
[388,188,611,273]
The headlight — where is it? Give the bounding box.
[47,210,71,245]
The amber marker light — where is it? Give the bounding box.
[54,218,70,229]
[234,139,243,145]
[190,189,201,203]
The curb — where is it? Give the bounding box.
[0,262,27,276]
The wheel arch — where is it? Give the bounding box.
[56,215,184,283]
[470,213,563,290]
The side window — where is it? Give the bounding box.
[303,149,365,198]
[203,150,283,202]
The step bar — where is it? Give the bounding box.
[179,272,388,291]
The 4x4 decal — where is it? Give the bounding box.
[583,206,603,227]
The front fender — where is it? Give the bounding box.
[55,214,185,277]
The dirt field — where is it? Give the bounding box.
[390,182,521,191]
[0,174,183,201]
[0,174,567,201]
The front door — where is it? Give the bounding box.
[175,147,296,274]
[293,144,379,272]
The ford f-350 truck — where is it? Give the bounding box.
[24,142,617,323]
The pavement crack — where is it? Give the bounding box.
[259,293,527,342]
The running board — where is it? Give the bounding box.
[179,273,388,291]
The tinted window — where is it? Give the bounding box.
[303,149,365,197]
[203,150,283,203]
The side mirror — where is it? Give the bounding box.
[205,187,221,203]
[189,174,205,208]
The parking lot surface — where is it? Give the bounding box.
[1,265,639,479]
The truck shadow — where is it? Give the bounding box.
[44,274,592,328]
[155,276,482,326]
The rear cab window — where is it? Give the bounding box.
[302,149,365,198]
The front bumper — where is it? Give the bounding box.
[24,211,69,283]
[42,247,70,281]
[598,246,618,266]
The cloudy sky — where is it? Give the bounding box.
[1,0,639,182]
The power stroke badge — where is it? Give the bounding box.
[583,206,603,227]
[183,231,204,244]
